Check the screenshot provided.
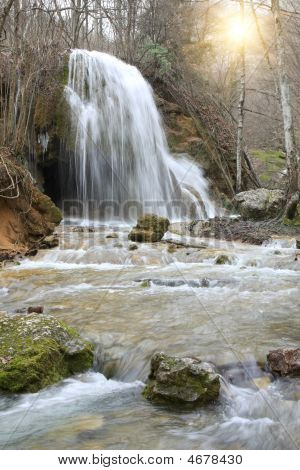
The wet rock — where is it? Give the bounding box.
[167,244,177,254]
[0,313,94,393]
[128,214,170,243]
[252,376,272,389]
[128,243,138,251]
[143,352,220,405]
[106,233,118,239]
[25,248,38,257]
[135,278,211,288]
[27,306,44,314]
[140,280,151,288]
[39,234,59,249]
[201,278,210,287]
[113,242,123,248]
[234,189,285,220]
[296,239,300,250]
[267,348,300,377]
[72,226,95,233]
[14,307,27,314]
[215,254,233,265]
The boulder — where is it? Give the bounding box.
[234,189,285,220]
[267,348,300,377]
[143,352,220,405]
[128,214,170,243]
[0,313,94,393]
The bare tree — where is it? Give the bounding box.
[236,0,246,193]
[272,0,299,215]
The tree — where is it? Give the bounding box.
[272,0,299,216]
[236,0,246,193]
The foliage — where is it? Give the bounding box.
[142,41,173,78]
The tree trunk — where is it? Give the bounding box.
[236,0,246,193]
[272,0,299,215]
[0,0,15,40]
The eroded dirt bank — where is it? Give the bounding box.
[0,147,62,262]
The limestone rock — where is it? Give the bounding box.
[234,189,285,220]
[143,352,220,405]
[0,313,94,393]
[128,214,170,243]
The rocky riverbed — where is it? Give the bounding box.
[0,221,299,450]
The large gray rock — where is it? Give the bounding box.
[143,352,220,405]
[234,189,285,220]
[128,214,170,243]
[267,348,300,377]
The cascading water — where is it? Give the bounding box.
[65,49,215,221]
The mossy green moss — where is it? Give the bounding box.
[283,203,300,226]
[32,189,62,224]
[143,369,220,405]
[0,314,94,393]
[128,214,170,243]
[251,149,285,187]
[143,353,220,406]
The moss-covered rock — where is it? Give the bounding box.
[0,313,94,393]
[32,189,62,225]
[143,352,220,406]
[215,254,233,265]
[128,214,170,243]
[283,204,300,227]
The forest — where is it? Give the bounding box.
[0,0,300,455]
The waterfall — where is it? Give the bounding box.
[65,49,215,221]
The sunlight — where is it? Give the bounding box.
[229,19,246,42]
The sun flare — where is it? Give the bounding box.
[229,20,246,42]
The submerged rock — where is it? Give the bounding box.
[267,348,300,377]
[135,278,211,288]
[72,226,95,233]
[234,189,285,220]
[128,214,170,243]
[27,306,44,314]
[106,233,118,239]
[143,352,220,405]
[0,313,94,393]
[128,243,138,251]
[215,254,233,265]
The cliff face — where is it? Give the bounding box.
[156,96,229,197]
[154,82,259,203]
[0,147,62,261]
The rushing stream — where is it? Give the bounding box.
[0,224,300,450]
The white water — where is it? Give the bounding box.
[1,225,300,449]
[65,50,215,221]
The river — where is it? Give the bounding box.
[0,222,299,449]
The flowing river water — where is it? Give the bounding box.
[0,223,300,450]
